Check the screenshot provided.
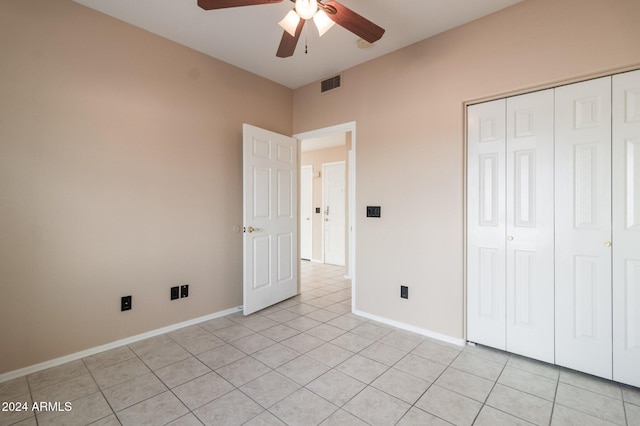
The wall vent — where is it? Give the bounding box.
[321,74,342,93]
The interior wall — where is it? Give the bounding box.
[300,144,347,262]
[0,0,292,374]
[292,0,640,341]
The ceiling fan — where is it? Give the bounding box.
[197,0,385,58]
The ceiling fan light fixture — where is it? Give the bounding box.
[278,10,300,37]
[313,9,335,37]
[294,0,317,20]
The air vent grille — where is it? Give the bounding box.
[321,74,342,93]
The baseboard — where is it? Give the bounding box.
[0,306,242,384]
[352,309,466,347]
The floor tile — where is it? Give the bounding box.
[92,357,150,389]
[168,328,225,355]
[350,322,393,341]
[319,409,369,426]
[269,388,337,426]
[212,324,255,343]
[280,333,325,353]
[435,367,494,402]
[559,368,622,399]
[371,367,430,404]
[172,371,234,410]
[412,339,462,365]
[330,332,374,353]
[622,385,640,405]
[31,373,98,404]
[155,356,211,388]
[306,343,354,368]
[327,315,364,331]
[276,355,330,386]
[336,354,388,384]
[236,316,280,332]
[394,353,447,382]
[82,346,136,372]
[359,341,406,366]
[251,343,301,369]
[263,309,301,324]
[243,410,287,425]
[259,324,301,342]
[285,316,323,332]
[555,382,626,425]
[193,390,263,426]
[306,324,347,342]
[27,360,89,392]
[128,335,174,356]
[343,386,410,426]
[199,317,236,333]
[396,406,451,426]
[507,354,559,380]
[286,303,319,316]
[463,344,510,365]
[102,372,167,412]
[89,414,122,425]
[231,333,276,355]
[240,371,300,408]
[379,330,423,352]
[196,344,246,370]
[498,366,557,401]
[37,392,112,426]
[475,405,535,426]
[304,309,341,323]
[486,383,553,425]
[551,404,620,426]
[0,377,30,401]
[626,402,640,426]
[450,352,504,382]
[416,385,482,426]
[138,341,191,370]
[165,412,206,426]
[307,369,366,406]
[215,356,271,387]
[323,303,352,314]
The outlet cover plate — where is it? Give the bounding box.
[400,286,408,299]
[181,284,189,298]
[121,295,132,311]
[171,286,179,300]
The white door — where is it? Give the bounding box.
[613,69,640,387]
[300,165,313,260]
[243,124,298,315]
[467,99,507,350]
[323,161,345,266]
[505,89,555,363]
[555,77,613,379]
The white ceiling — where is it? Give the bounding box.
[73,0,521,89]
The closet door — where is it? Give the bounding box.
[505,89,555,363]
[555,77,612,379]
[467,99,507,350]
[613,69,640,387]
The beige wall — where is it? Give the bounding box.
[0,0,292,374]
[300,144,347,262]
[293,0,640,340]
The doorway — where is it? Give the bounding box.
[296,122,356,282]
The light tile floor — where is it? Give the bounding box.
[1,261,640,425]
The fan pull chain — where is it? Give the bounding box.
[305,23,308,54]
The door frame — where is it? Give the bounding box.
[300,164,313,261]
[294,121,356,300]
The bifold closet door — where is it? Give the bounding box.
[468,92,555,360]
[555,76,612,379]
[467,99,507,350]
[613,69,640,387]
[505,89,555,363]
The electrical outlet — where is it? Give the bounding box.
[170,286,179,300]
[400,285,408,299]
[181,284,189,298]
[121,295,132,311]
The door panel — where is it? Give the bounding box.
[505,89,555,363]
[467,99,507,350]
[323,161,345,266]
[555,77,612,379]
[243,124,298,315]
[613,69,640,387]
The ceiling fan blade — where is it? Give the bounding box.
[197,0,283,10]
[323,0,385,43]
[276,18,305,58]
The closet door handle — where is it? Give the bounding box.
[507,236,514,241]
[603,241,612,247]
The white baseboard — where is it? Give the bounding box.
[0,306,242,384]
[352,309,466,347]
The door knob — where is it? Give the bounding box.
[603,241,612,247]
[507,236,514,241]
[245,226,259,233]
